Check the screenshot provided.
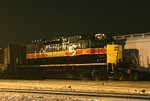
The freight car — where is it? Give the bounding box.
[0,45,26,79]
[0,33,138,80]
[114,33,150,80]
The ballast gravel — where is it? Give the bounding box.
[0,93,89,101]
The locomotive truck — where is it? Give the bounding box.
[0,33,138,80]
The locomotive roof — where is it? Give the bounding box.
[42,35,91,45]
[30,33,112,45]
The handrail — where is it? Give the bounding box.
[131,52,139,70]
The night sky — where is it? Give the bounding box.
[0,0,150,47]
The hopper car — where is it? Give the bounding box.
[114,33,150,80]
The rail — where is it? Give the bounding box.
[0,88,149,100]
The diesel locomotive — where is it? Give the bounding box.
[0,33,138,80]
[16,33,137,80]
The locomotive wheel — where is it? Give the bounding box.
[0,70,3,79]
[95,75,101,81]
[130,72,139,80]
[114,71,124,80]
[119,74,124,80]
[117,71,124,80]
[79,73,87,80]
[81,75,87,80]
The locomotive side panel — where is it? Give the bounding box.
[26,48,107,66]
[107,45,122,64]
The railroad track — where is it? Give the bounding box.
[0,88,150,100]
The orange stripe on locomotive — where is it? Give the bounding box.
[26,48,107,59]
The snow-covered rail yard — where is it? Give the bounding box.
[0,80,149,101]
